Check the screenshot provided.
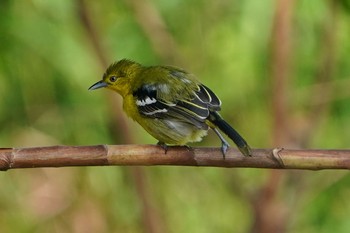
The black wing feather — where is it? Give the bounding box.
[133,83,221,129]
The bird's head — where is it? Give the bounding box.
[89,59,141,97]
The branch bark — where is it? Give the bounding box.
[0,145,349,171]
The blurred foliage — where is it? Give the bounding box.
[0,0,350,232]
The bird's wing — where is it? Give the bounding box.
[133,81,222,129]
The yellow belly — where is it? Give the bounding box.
[140,118,208,145]
[123,95,208,145]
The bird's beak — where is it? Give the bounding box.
[88,80,108,90]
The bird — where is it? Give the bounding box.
[89,59,252,158]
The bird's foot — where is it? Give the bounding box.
[212,127,230,159]
[157,141,168,154]
[221,141,229,160]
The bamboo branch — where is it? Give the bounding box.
[0,145,349,171]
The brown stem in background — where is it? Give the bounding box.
[132,167,166,233]
[125,0,181,64]
[252,0,294,233]
[77,0,108,68]
[253,1,339,232]
[77,0,132,143]
[271,0,293,146]
[77,1,165,232]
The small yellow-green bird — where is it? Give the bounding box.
[89,59,252,158]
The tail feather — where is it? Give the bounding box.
[209,112,252,156]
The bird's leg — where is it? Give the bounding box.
[157,141,168,154]
[212,128,230,159]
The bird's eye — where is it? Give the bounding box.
[109,76,117,82]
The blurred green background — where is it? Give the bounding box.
[1,0,350,232]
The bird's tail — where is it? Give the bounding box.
[209,112,252,156]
